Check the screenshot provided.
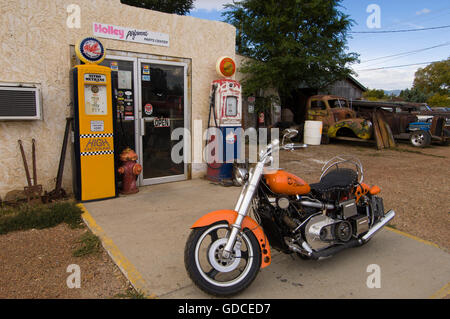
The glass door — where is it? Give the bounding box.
[100,56,138,175]
[138,59,188,185]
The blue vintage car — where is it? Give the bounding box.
[408,118,449,147]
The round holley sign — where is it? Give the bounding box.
[75,37,106,64]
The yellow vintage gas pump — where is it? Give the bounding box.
[71,37,117,201]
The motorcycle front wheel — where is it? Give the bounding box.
[184,222,261,296]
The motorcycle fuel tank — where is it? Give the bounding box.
[264,169,311,195]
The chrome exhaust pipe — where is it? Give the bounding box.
[360,210,395,243]
[285,238,313,257]
[300,200,335,210]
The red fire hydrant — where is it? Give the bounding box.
[118,148,142,195]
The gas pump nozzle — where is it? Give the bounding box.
[208,84,218,128]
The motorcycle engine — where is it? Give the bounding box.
[304,199,372,251]
[305,215,342,250]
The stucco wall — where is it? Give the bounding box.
[0,0,236,199]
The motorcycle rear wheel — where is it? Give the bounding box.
[184,222,261,296]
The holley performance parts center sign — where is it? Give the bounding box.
[93,23,169,47]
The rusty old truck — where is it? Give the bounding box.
[351,100,450,147]
[305,95,373,143]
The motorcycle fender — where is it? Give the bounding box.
[191,210,271,269]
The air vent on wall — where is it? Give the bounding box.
[0,86,42,120]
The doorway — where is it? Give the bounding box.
[101,55,189,186]
[138,59,188,185]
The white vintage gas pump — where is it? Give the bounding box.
[206,56,242,184]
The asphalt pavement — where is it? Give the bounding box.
[83,179,450,299]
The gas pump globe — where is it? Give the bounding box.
[206,57,243,185]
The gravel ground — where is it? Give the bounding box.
[279,140,450,251]
[0,224,132,299]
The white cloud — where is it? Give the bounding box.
[354,66,417,90]
[416,8,431,15]
[193,0,234,11]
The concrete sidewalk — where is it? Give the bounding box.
[83,179,450,299]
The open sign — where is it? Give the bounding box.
[154,117,170,127]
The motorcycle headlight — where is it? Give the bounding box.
[233,166,249,186]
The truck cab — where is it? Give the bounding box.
[306,95,373,140]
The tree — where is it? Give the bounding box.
[223,0,359,121]
[399,88,431,103]
[413,58,450,95]
[363,89,386,101]
[427,93,449,107]
[121,0,194,15]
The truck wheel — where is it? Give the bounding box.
[410,130,431,148]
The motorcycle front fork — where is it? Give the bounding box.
[222,162,265,258]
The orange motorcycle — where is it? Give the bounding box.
[184,131,395,296]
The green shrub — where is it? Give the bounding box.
[113,287,147,299]
[0,201,83,235]
[72,231,102,257]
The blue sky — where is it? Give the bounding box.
[189,0,450,90]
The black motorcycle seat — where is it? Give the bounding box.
[310,168,358,193]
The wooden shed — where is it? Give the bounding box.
[319,75,367,100]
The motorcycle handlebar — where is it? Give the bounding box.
[271,139,280,148]
[259,139,279,159]
[260,139,308,158]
